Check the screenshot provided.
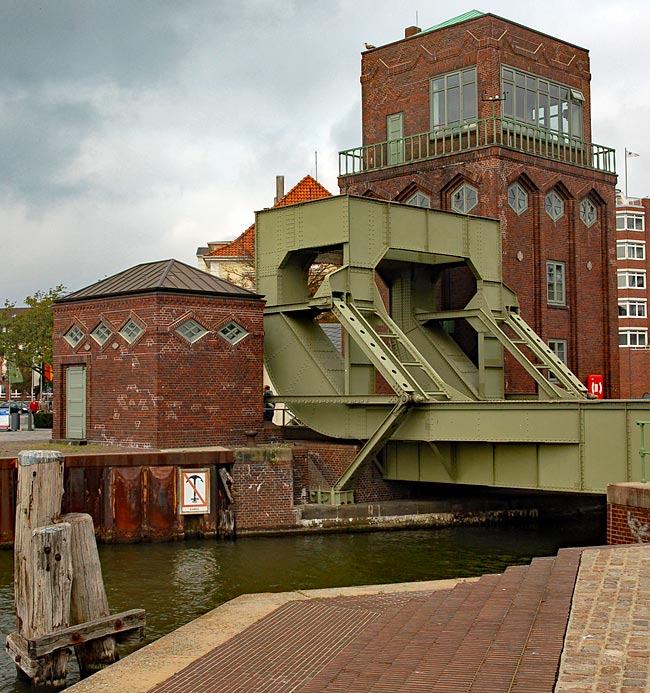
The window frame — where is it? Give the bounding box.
[218,320,249,346]
[546,260,566,306]
[430,67,478,131]
[90,322,112,345]
[64,325,85,348]
[175,318,208,344]
[547,338,568,382]
[616,212,644,231]
[451,183,478,214]
[619,329,648,348]
[618,270,646,289]
[617,240,646,261]
[579,198,597,227]
[406,191,430,208]
[508,182,528,215]
[545,190,564,221]
[501,65,584,140]
[119,319,144,344]
[618,299,647,318]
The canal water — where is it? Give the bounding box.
[0,517,604,692]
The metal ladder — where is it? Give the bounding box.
[331,296,453,401]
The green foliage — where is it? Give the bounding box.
[33,411,53,429]
[0,286,66,377]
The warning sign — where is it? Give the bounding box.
[179,468,210,514]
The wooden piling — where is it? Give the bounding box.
[14,451,65,637]
[60,512,118,675]
[7,523,73,688]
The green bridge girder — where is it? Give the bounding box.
[256,195,650,501]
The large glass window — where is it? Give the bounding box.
[619,300,647,318]
[617,240,646,260]
[430,68,477,129]
[616,213,644,231]
[547,261,566,305]
[619,329,648,347]
[501,66,584,139]
[618,270,646,289]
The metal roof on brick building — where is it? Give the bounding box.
[58,259,262,303]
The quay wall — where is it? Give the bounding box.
[607,483,650,544]
[0,443,608,547]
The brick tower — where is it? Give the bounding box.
[339,11,619,397]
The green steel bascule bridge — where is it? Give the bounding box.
[257,195,650,504]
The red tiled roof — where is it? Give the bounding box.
[207,223,255,258]
[274,175,332,207]
[207,176,332,258]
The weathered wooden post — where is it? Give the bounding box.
[60,512,118,675]
[6,450,146,688]
[10,450,71,688]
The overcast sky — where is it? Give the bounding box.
[1,0,648,304]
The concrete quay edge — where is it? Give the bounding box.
[64,577,477,693]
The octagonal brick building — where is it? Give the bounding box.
[52,259,264,448]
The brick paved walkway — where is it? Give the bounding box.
[149,549,584,693]
[66,543,650,693]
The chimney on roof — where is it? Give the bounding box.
[405,26,421,38]
[274,175,285,204]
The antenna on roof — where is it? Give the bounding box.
[315,150,318,182]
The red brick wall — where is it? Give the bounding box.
[232,447,298,531]
[618,198,650,398]
[607,504,650,544]
[341,15,619,396]
[292,442,416,504]
[607,483,650,544]
[53,292,265,448]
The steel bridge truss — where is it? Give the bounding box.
[256,196,649,503]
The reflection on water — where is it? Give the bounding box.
[0,517,604,692]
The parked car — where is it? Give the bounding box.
[0,402,29,414]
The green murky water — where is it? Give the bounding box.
[0,518,604,691]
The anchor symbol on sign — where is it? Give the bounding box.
[186,474,203,503]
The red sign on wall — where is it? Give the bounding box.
[587,374,604,399]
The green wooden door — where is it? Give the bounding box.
[66,365,86,439]
[387,113,404,165]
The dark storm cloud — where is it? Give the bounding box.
[0,0,199,88]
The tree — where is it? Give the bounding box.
[0,286,66,381]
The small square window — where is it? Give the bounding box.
[91,322,112,345]
[64,325,85,348]
[176,319,208,344]
[218,321,248,345]
[120,319,143,344]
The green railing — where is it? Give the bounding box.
[338,116,616,177]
